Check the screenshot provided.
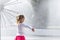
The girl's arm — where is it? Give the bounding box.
[23,24,35,32]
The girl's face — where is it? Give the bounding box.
[19,18,25,23]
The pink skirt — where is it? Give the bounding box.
[15,35,25,40]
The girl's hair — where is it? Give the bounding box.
[16,15,25,24]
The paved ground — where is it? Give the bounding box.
[1,26,60,40]
[1,36,60,40]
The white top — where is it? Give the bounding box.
[17,23,33,36]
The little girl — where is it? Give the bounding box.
[15,15,35,40]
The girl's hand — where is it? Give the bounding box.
[32,28,35,32]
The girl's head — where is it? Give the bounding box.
[16,15,25,24]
